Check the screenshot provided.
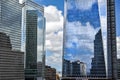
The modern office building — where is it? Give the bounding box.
[63,0,101,77]
[22,0,45,80]
[72,60,86,77]
[117,59,120,79]
[63,59,86,77]
[62,59,71,77]
[107,0,118,79]
[0,0,22,51]
[0,32,24,80]
[90,29,106,77]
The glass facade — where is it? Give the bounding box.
[0,0,22,51]
[22,1,45,80]
[63,0,106,77]
[115,0,120,79]
[115,0,120,59]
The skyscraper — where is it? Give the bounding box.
[63,59,86,77]
[22,0,45,80]
[90,29,106,77]
[0,0,22,51]
[63,0,101,77]
[107,0,118,79]
[25,10,38,80]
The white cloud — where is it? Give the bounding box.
[44,5,63,72]
[67,0,96,10]
[98,0,106,6]
[98,0,107,16]
[117,37,120,58]
[100,16,107,34]
[19,0,23,4]
[44,6,63,34]
[64,21,101,72]
[65,21,100,52]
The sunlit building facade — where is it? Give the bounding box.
[63,0,106,77]
[22,0,45,80]
[0,0,22,51]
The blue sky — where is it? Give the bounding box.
[115,0,120,36]
[67,1,100,28]
[115,0,120,59]
[34,0,64,14]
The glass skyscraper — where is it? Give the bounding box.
[90,29,106,77]
[115,0,120,79]
[22,0,45,80]
[0,0,22,51]
[63,0,106,77]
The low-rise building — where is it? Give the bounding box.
[45,66,56,80]
[37,62,56,80]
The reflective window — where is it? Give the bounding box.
[63,0,106,77]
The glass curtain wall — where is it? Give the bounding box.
[63,0,106,77]
[0,0,22,51]
[115,0,120,79]
[22,1,45,80]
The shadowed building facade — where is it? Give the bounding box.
[90,29,106,77]
[107,0,118,79]
[0,32,24,80]
[63,59,86,77]
[117,59,120,79]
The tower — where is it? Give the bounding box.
[22,1,45,80]
[107,0,118,79]
[63,0,101,77]
[90,29,106,77]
